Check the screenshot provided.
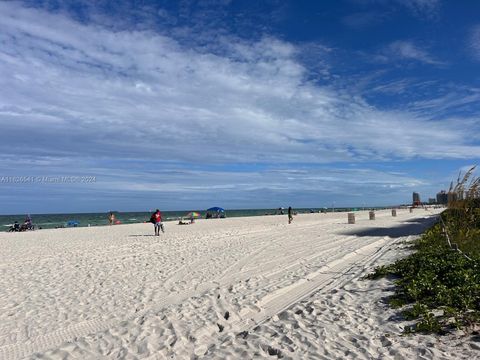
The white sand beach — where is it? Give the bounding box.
[0,209,477,359]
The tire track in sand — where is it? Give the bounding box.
[200,235,413,355]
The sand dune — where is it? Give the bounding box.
[1,208,475,359]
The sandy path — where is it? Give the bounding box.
[0,208,460,359]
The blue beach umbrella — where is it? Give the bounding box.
[207,207,225,212]
[206,207,226,219]
[67,220,80,227]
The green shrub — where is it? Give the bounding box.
[369,218,480,334]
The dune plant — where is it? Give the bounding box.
[368,166,480,334]
[444,166,480,258]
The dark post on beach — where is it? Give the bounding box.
[348,212,355,224]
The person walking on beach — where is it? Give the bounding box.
[288,206,293,224]
[151,209,165,236]
[108,212,115,225]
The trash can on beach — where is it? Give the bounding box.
[391,209,397,217]
[348,213,355,224]
[409,207,413,213]
[369,211,375,220]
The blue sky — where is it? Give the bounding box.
[0,0,479,214]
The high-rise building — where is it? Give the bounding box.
[448,192,458,205]
[412,192,421,205]
[436,191,448,205]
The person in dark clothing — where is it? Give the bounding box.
[8,221,20,232]
[24,214,34,230]
[288,206,293,224]
[150,209,165,236]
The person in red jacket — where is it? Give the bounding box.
[150,209,165,236]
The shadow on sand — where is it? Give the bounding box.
[340,216,438,238]
[128,234,157,237]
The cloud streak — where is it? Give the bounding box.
[382,40,445,65]
[470,25,480,61]
[0,2,474,166]
[0,154,431,213]
[356,0,441,19]
[400,0,441,19]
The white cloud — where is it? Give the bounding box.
[342,11,388,28]
[0,153,430,211]
[385,40,444,65]
[400,0,441,18]
[357,0,441,19]
[408,85,480,119]
[0,2,477,170]
[470,25,480,61]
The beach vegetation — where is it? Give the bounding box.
[368,166,480,334]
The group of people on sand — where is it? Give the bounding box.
[278,206,294,223]
[148,206,293,236]
[7,207,293,234]
[8,215,34,232]
[107,210,165,236]
[147,207,293,236]
[7,206,293,234]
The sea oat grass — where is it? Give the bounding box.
[369,167,480,334]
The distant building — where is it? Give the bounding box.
[448,192,458,205]
[428,198,436,204]
[436,190,448,205]
[412,192,421,206]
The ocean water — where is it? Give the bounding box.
[0,207,386,231]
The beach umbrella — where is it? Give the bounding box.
[67,220,80,227]
[207,207,225,212]
[186,211,201,218]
